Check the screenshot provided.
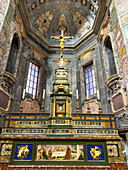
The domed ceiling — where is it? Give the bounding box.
[26,0,98,44]
[18,0,107,49]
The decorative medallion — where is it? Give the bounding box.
[31,2,36,10]
[87,144,105,161]
[107,144,119,157]
[81,0,87,6]
[39,0,45,4]
[59,4,67,10]
[0,143,12,156]
[14,144,33,161]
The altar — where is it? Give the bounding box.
[0,31,126,170]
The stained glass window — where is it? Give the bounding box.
[26,62,40,96]
[84,64,96,96]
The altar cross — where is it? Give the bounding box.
[51,30,73,60]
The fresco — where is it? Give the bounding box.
[14,144,33,161]
[87,144,105,161]
[36,144,84,161]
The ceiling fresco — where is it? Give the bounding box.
[26,0,99,44]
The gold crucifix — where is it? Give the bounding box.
[51,30,73,57]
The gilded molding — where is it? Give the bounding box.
[15,14,25,37]
[106,74,118,86]
[78,48,95,60]
[30,46,45,59]
[99,16,110,40]
[54,57,70,63]
[4,72,16,82]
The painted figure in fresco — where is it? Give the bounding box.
[63,146,71,160]
[17,145,29,159]
[58,145,63,151]
[48,146,56,159]
[37,148,48,160]
[78,153,84,160]
[51,35,72,57]
[57,145,64,159]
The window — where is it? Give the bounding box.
[26,62,40,96]
[104,36,117,76]
[84,64,96,96]
[6,33,20,74]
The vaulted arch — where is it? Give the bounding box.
[6,33,20,75]
[104,36,117,77]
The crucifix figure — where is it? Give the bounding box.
[51,30,73,58]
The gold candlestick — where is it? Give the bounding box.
[19,100,23,112]
[87,99,91,114]
[98,99,103,113]
[76,99,80,113]
[41,99,45,112]
[31,99,34,112]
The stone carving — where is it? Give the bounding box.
[106,75,126,97]
[0,72,16,96]
[106,75,127,114]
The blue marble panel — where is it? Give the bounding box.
[87,144,105,161]
[14,144,33,161]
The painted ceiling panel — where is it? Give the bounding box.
[26,0,98,44]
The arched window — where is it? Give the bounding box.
[6,33,20,75]
[104,36,117,77]
[84,63,96,97]
[25,61,40,97]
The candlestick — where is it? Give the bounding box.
[22,89,25,99]
[60,57,63,67]
[31,100,34,112]
[97,89,100,100]
[76,99,81,113]
[43,89,45,99]
[87,99,91,113]
[76,90,78,100]
[19,101,23,112]
[41,99,45,112]
[33,93,35,100]
[86,90,89,100]
[98,99,103,113]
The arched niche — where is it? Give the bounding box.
[104,36,117,77]
[6,33,20,75]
